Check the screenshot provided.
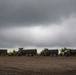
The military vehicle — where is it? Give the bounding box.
[15,48,37,56]
[0,49,7,55]
[40,49,58,56]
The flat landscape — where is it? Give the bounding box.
[0,56,76,75]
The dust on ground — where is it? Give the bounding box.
[0,56,76,75]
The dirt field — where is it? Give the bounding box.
[0,56,76,75]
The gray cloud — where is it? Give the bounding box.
[0,17,76,48]
[0,0,76,27]
[0,0,76,50]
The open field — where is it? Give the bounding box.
[0,56,76,75]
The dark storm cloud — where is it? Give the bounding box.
[0,18,76,48]
[0,0,76,49]
[0,0,76,27]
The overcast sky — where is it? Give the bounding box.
[0,0,76,51]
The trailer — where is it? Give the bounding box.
[49,49,58,56]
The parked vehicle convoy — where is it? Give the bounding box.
[0,48,76,57]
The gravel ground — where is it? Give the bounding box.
[0,56,76,75]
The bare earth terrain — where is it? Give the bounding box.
[0,56,76,75]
